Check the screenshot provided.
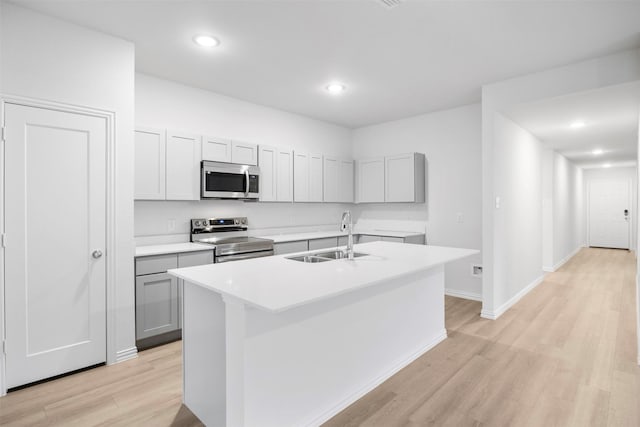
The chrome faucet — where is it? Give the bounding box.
[340,210,354,260]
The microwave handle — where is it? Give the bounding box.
[245,170,250,196]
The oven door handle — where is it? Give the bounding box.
[216,250,274,263]
[245,170,250,196]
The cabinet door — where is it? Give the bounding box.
[339,159,355,203]
[136,273,179,340]
[259,145,277,201]
[385,153,417,203]
[309,153,324,202]
[202,136,232,162]
[177,250,214,268]
[356,158,385,203]
[323,156,339,202]
[293,151,309,202]
[134,128,166,200]
[308,237,338,251]
[232,141,258,165]
[166,131,202,200]
[276,148,293,202]
[358,235,382,243]
[274,240,308,255]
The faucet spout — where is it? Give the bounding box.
[340,210,354,260]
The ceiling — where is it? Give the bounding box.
[9,0,640,128]
[505,82,640,169]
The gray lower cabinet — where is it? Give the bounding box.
[274,240,309,255]
[135,272,179,340]
[308,237,338,251]
[135,250,213,349]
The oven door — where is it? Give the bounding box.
[201,161,260,199]
[215,250,274,263]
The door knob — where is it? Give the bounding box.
[92,250,103,259]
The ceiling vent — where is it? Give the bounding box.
[377,0,403,9]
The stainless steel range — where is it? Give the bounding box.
[190,217,274,263]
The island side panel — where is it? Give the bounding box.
[243,265,446,427]
[183,281,227,426]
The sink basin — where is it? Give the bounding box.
[286,255,332,263]
[313,251,368,260]
[285,251,369,263]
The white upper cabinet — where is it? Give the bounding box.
[356,157,385,203]
[166,131,202,200]
[309,153,323,202]
[231,141,258,165]
[202,136,232,163]
[339,159,354,203]
[294,151,323,203]
[259,145,293,202]
[276,148,293,202]
[323,156,339,202]
[135,127,166,200]
[293,151,310,202]
[385,153,425,203]
[202,138,257,165]
[258,145,277,202]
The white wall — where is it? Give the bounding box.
[552,153,585,269]
[482,49,640,318]
[485,113,544,318]
[1,3,136,360]
[583,166,637,250]
[135,74,353,240]
[351,104,482,300]
[542,148,554,270]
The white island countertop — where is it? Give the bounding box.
[169,241,478,313]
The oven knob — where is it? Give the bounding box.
[234,219,239,225]
[194,221,201,227]
[241,218,247,225]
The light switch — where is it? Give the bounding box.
[456,212,464,223]
[495,196,501,209]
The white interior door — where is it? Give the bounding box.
[588,178,631,249]
[4,103,107,388]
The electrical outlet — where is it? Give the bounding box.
[167,219,176,232]
[456,212,464,223]
[471,264,483,277]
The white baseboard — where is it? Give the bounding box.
[543,246,582,273]
[445,289,482,302]
[480,274,545,320]
[306,329,448,427]
[115,346,138,364]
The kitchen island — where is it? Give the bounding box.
[168,241,477,427]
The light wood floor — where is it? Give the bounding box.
[1,248,637,426]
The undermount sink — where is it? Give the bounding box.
[312,251,368,260]
[286,255,332,263]
[285,251,368,263]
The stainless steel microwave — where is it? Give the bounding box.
[201,161,260,200]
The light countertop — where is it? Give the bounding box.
[168,241,477,313]
[135,242,214,258]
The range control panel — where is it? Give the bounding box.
[191,217,248,232]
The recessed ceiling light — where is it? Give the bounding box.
[193,34,220,48]
[325,83,346,95]
[570,121,585,129]
[603,163,611,168]
[592,149,604,155]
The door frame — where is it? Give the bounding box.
[0,95,117,395]
[586,177,633,250]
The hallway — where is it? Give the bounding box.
[327,248,640,426]
[0,248,637,426]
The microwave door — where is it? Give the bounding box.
[203,170,247,198]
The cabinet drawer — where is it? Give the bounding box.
[358,235,382,244]
[308,237,338,251]
[274,240,308,255]
[178,250,214,268]
[381,236,404,243]
[135,254,178,276]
